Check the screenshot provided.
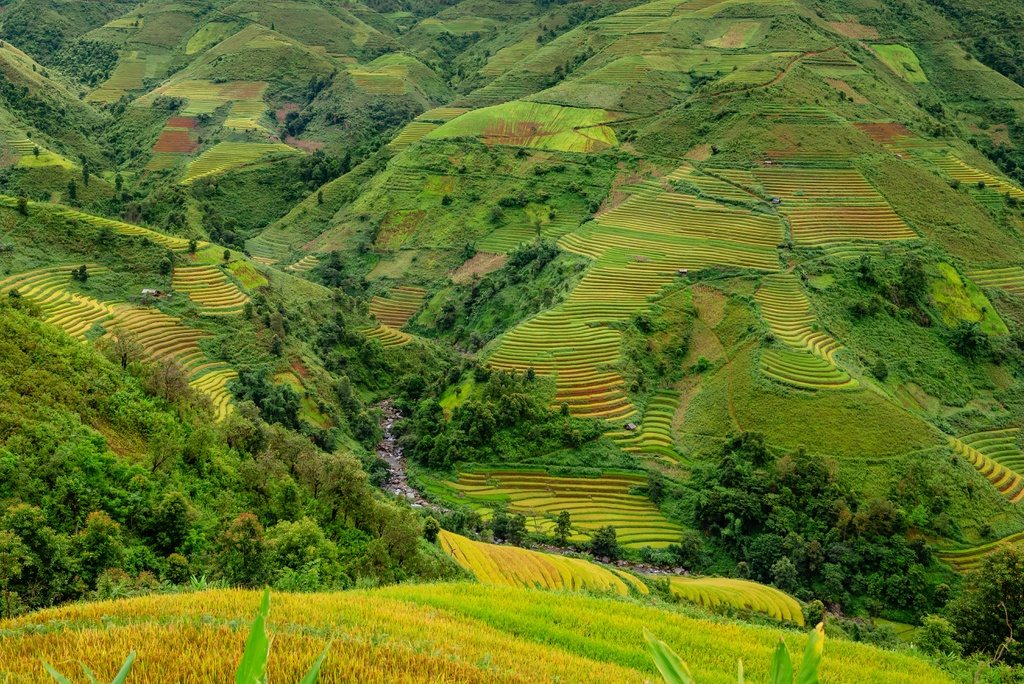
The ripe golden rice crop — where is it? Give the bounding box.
[439,530,649,595]
[666,576,805,625]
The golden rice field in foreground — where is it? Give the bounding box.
[439,530,648,595]
[0,584,954,684]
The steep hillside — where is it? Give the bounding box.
[4,0,1024,677]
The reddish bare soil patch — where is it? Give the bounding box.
[291,360,309,379]
[483,120,551,147]
[853,122,914,146]
[153,130,199,154]
[376,210,425,250]
[166,117,197,129]
[450,252,508,284]
[221,81,267,99]
[285,136,324,152]
[827,20,879,40]
[596,189,631,216]
[276,103,301,123]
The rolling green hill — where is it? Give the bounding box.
[2,0,1024,679]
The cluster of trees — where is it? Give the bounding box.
[49,38,118,86]
[397,365,605,469]
[683,434,947,615]
[433,241,577,351]
[0,285,453,616]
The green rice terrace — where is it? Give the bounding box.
[3,0,1024,680]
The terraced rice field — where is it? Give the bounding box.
[426,102,618,153]
[755,273,842,362]
[666,577,804,625]
[489,251,678,419]
[967,266,1024,295]
[0,265,117,339]
[439,530,648,595]
[86,53,146,102]
[950,430,1024,503]
[142,80,268,115]
[388,121,440,150]
[224,100,268,131]
[226,260,268,288]
[930,155,1024,204]
[596,191,783,249]
[361,324,412,347]
[752,168,916,246]
[369,286,426,328]
[145,153,186,172]
[440,470,684,548]
[7,139,73,169]
[666,164,754,202]
[761,349,858,390]
[51,205,193,251]
[103,305,236,420]
[284,254,320,272]
[0,265,236,419]
[183,142,298,184]
[415,107,470,123]
[937,530,1024,572]
[608,389,679,459]
[347,67,406,94]
[172,265,249,315]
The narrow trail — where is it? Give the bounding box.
[374,399,433,508]
[690,47,839,102]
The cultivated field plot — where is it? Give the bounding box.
[929,155,1024,206]
[666,577,804,625]
[347,64,407,95]
[752,167,917,246]
[760,349,858,390]
[183,142,298,184]
[950,431,1024,503]
[153,129,198,154]
[415,107,471,123]
[104,304,236,420]
[86,52,146,103]
[666,164,754,202]
[284,254,319,272]
[7,139,73,169]
[967,266,1024,295]
[0,265,117,339]
[225,260,268,288]
[426,102,619,153]
[145,153,185,171]
[852,122,943,154]
[369,286,426,328]
[140,80,268,115]
[871,43,928,82]
[608,389,680,459]
[439,530,648,595]
[438,470,685,548]
[488,252,679,419]
[51,205,193,251]
[937,530,1024,572]
[595,191,784,249]
[361,324,412,347]
[0,265,236,419]
[755,273,842,361]
[388,121,439,150]
[223,100,268,131]
[481,40,537,76]
[172,265,249,315]
[705,20,765,49]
